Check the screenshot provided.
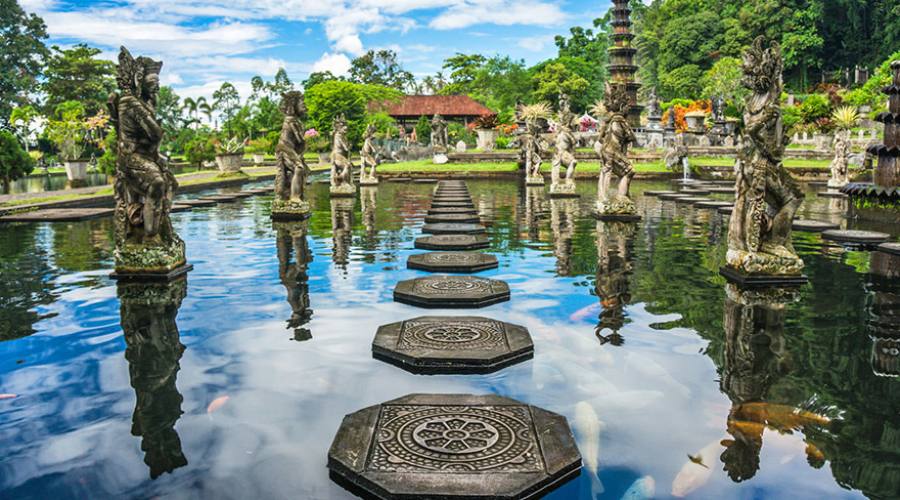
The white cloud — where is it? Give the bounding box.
[312,53,352,76]
[517,34,555,52]
[431,0,566,30]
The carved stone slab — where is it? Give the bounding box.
[394,276,510,308]
[413,179,439,183]
[707,187,736,194]
[328,394,581,499]
[425,213,481,224]
[679,188,710,195]
[878,242,900,256]
[792,219,840,232]
[422,223,487,235]
[170,204,192,213]
[372,317,533,374]
[407,252,498,273]
[428,207,479,215]
[431,202,476,209]
[415,234,490,251]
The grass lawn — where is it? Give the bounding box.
[378,161,520,173]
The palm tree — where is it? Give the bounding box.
[181,97,198,129]
[197,97,213,127]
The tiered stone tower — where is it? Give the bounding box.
[608,0,642,128]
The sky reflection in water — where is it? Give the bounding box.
[0,179,897,500]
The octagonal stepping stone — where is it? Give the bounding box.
[695,201,733,209]
[425,213,481,224]
[200,195,240,203]
[328,394,581,499]
[179,198,217,207]
[644,190,677,197]
[680,189,711,195]
[388,177,412,183]
[822,229,890,245]
[431,200,475,207]
[707,187,735,194]
[429,207,479,215]
[372,317,533,374]
[718,206,734,215]
[0,208,114,223]
[407,252,498,273]
[394,276,509,308]
[232,191,255,198]
[433,197,472,203]
[170,204,192,213]
[878,242,900,256]
[658,193,691,200]
[793,219,840,232]
[413,178,438,183]
[415,234,489,251]
[422,223,486,235]
[818,190,848,198]
[674,197,712,204]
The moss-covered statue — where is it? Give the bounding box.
[430,114,449,152]
[595,83,638,220]
[330,114,356,197]
[520,103,550,186]
[550,94,578,197]
[272,91,311,219]
[725,37,805,281]
[359,123,379,186]
[108,47,187,278]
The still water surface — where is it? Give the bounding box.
[0,180,898,499]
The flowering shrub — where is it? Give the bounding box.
[497,123,518,135]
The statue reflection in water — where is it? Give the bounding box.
[331,198,354,269]
[275,220,313,342]
[719,284,830,482]
[549,198,577,276]
[118,277,188,479]
[594,221,635,346]
[866,249,900,378]
[524,186,543,241]
[361,186,377,243]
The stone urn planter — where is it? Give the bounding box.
[215,153,243,173]
[252,154,265,165]
[64,160,89,182]
[476,129,498,151]
[684,112,707,134]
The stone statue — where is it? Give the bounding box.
[524,118,546,186]
[725,37,805,280]
[712,96,726,123]
[664,135,690,174]
[275,221,313,341]
[665,108,677,131]
[828,129,852,189]
[331,198,354,269]
[118,278,188,478]
[550,94,578,197]
[272,91,311,219]
[108,47,187,278]
[647,88,662,121]
[360,123,379,186]
[595,83,638,219]
[430,114,449,152]
[330,114,356,197]
[594,221,635,347]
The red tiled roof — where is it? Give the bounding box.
[377,95,494,117]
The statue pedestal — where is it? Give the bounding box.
[432,154,449,164]
[330,183,357,198]
[359,176,379,186]
[525,175,545,186]
[549,182,579,198]
[593,197,641,222]
[271,198,311,221]
[111,263,193,282]
[719,266,808,287]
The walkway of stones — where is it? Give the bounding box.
[333,181,581,500]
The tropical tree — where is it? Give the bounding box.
[349,50,416,92]
[0,0,49,126]
[0,129,35,192]
[42,44,116,115]
[9,105,40,153]
[305,80,401,146]
[530,61,590,111]
[212,82,241,125]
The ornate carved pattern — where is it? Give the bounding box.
[422,253,481,264]
[367,405,543,473]
[412,278,497,295]
[399,319,507,351]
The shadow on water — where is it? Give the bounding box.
[0,179,897,499]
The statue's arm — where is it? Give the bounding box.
[136,102,164,140]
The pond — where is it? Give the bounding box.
[0,179,897,499]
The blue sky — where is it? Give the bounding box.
[20,0,615,101]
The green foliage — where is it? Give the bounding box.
[661,99,693,112]
[447,122,475,146]
[245,136,273,155]
[0,129,34,189]
[8,105,40,151]
[305,80,401,146]
[845,50,900,108]
[782,104,802,133]
[365,111,397,137]
[799,94,831,123]
[213,82,241,123]
[184,133,216,167]
[0,1,49,125]
[98,129,116,175]
[530,61,590,110]
[349,50,415,91]
[659,65,703,100]
[44,101,107,161]
[303,71,342,90]
[42,44,115,116]
[415,115,430,145]
[440,54,531,116]
[700,57,746,103]
[495,135,511,149]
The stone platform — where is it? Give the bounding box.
[431,202,475,209]
[422,223,487,235]
[372,317,533,374]
[792,220,840,232]
[179,199,218,207]
[200,195,240,203]
[822,229,890,245]
[425,213,481,224]
[643,191,677,197]
[878,242,900,256]
[407,252,498,273]
[719,266,808,287]
[394,276,509,308]
[429,207,478,215]
[415,235,490,251]
[0,208,114,223]
[328,394,581,500]
[694,201,733,209]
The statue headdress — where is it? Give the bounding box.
[116,46,162,97]
[741,36,783,93]
[604,82,631,116]
[280,91,305,116]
